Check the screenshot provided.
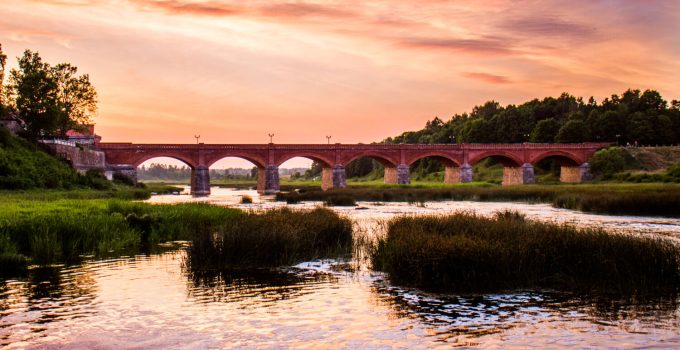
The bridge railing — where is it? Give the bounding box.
[97,142,611,150]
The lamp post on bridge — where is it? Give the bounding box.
[194,135,200,144]
[326,135,331,144]
[268,133,274,144]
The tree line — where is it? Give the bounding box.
[386,90,680,146]
[0,44,97,141]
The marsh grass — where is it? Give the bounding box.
[0,199,240,274]
[276,183,680,217]
[370,210,680,295]
[187,207,353,270]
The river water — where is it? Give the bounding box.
[2,187,680,349]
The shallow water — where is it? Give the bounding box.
[2,187,680,349]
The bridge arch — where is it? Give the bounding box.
[406,152,460,167]
[341,152,398,167]
[133,153,197,169]
[469,151,523,167]
[274,153,334,168]
[529,150,582,166]
[205,153,266,169]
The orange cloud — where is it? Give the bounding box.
[462,72,512,84]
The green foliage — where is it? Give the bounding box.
[4,49,97,139]
[0,128,114,190]
[668,162,680,178]
[370,211,680,294]
[349,89,680,178]
[530,118,559,142]
[589,147,628,178]
[555,119,589,143]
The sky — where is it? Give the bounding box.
[1,0,679,167]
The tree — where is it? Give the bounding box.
[6,50,59,140]
[5,50,97,139]
[0,43,7,110]
[530,118,560,143]
[52,63,97,136]
[555,119,589,143]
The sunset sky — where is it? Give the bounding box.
[1,1,679,166]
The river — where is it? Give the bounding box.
[2,187,679,349]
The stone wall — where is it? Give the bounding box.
[44,143,106,172]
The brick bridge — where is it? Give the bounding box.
[98,143,609,196]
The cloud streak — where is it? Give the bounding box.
[463,72,512,84]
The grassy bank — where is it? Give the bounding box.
[0,196,352,276]
[370,211,680,295]
[277,183,680,217]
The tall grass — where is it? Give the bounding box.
[0,199,241,274]
[370,211,680,295]
[187,207,353,270]
[276,183,680,217]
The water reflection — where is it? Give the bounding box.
[184,266,338,307]
[371,279,680,345]
[0,265,98,346]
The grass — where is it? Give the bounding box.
[370,210,680,295]
[276,183,680,217]
[0,192,353,277]
[186,207,353,270]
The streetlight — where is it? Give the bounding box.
[616,134,621,145]
[268,133,274,143]
[194,135,200,144]
[449,135,455,144]
[326,135,332,144]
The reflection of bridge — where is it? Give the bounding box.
[99,143,610,196]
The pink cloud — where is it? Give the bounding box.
[462,72,512,84]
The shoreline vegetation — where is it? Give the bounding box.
[275,183,680,217]
[370,211,680,295]
[0,196,352,277]
[0,192,678,296]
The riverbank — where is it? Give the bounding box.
[275,183,680,217]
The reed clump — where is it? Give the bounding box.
[370,210,680,295]
[187,207,353,270]
[554,192,680,216]
[324,194,357,206]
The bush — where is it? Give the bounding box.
[589,147,628,178]
[240,195,253,204]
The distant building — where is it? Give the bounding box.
[65,124,102,145]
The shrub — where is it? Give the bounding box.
[589,147,628,178]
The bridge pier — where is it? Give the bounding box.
[560,163,591,183]
[502,163,535,186]
[322,165,346,191]
[444,163,473,183]
[257,165,280,195]
[190,165,211,196]
[105,164,137,184]
[384,164,411,185]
